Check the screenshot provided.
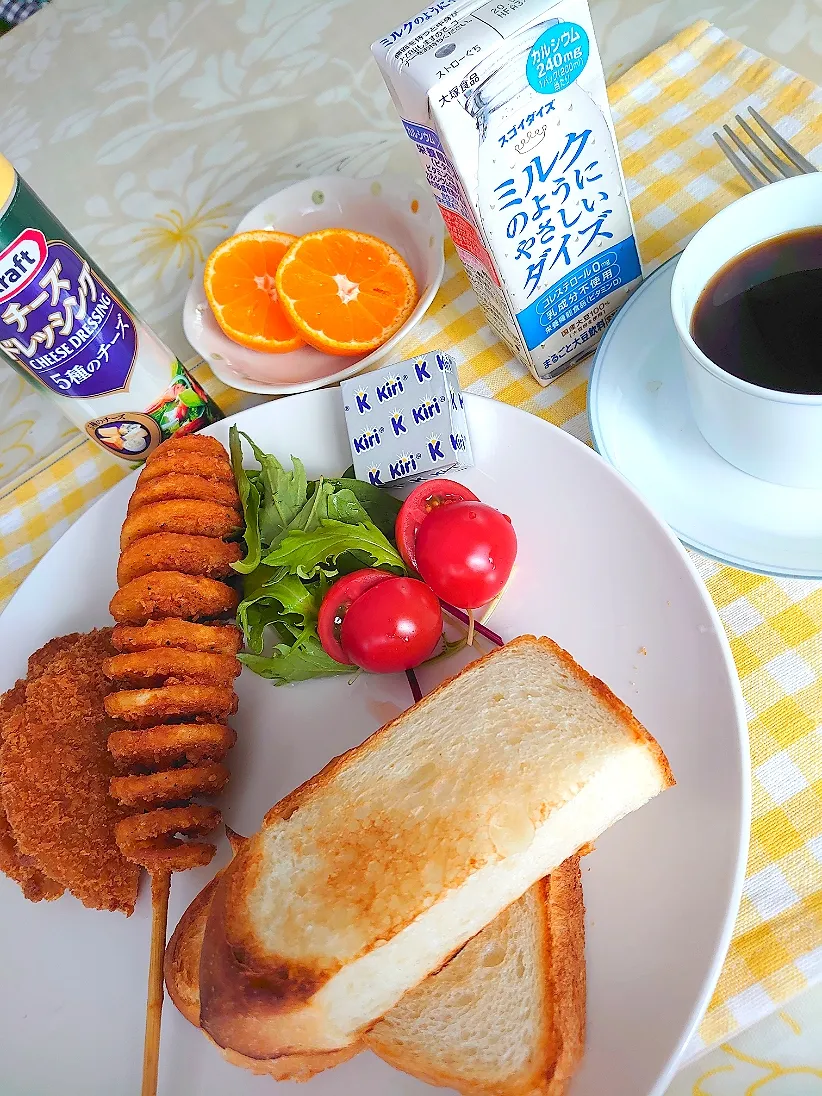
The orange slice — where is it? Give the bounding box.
[204,230,305,354]
[274,229,418,356]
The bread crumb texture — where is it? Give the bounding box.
[250,639,654,964]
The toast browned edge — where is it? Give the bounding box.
[167,857,585,1093]
[199,636,671,1058]
[164,865,358,1081]
[365,858,586,1096]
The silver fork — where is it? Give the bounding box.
[713,107,817,190]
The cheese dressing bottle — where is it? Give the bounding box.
[0,155,221,462]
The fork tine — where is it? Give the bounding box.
[714,132,765,190]
[747,108,817,174]
[734,114,799,177]
[723,124,778,182]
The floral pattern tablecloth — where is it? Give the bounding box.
[4,0,822,489]
[2,1,822,1091]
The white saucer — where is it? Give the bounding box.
[589,257,822,579]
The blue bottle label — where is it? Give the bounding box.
[0,229,137,398]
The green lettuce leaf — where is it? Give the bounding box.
[229,424,262,575]
[237,570,321,654]
[239,431,308,545]
[238,625,355,684]
[263,518,405,579]
[324,479,401,538]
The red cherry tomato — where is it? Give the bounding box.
[340,577,442,674]
[414,501,517,609]
[317,569,393,664]
[395,479,479,569]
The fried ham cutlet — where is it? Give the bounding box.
[0,630,140,914]
[0,683,64,902]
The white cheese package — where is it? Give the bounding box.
[341,352,473,487]
[373,0,643,385]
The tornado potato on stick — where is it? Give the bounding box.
[103,432,244,1096]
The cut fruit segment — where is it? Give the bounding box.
[204,230,305,354]
[275,228,418,356]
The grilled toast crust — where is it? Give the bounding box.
[167,859,585,1094]
[365,859,585,1096]
[165,867,357,1080]
[200,636,672,1057]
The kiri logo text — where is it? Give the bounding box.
[376,375,404,403]
[451,432,467,451]
[389,453,418,479]
[352,426,382,453]
[412,396,442,425]
[390,411,406,437]
[368,466,383,485]
[413,357,431,382]
[428,435,446,461]
[0,229,48,303]
[352,388,371,414]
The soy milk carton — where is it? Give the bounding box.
[373,0,642,384]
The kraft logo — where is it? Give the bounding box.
[413,357,431,382]
[352,426,381,453]
[0,229,48,304]
[390,411,406,437]
[375,375,404,402]
[451,432,467,451]
[352,388,371,413]
[368,467,383,485]
[389,453,418,479]
[427,436,445,461]
[411,397,441,425]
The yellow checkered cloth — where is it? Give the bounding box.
[2,18,821,1059]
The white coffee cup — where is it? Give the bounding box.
[671,172,822,489]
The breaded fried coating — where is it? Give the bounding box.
[144,434,227,463]
[110,764,230,808]
[117,534,243,586]
[104,649,241,687]
[104,684,238,726]
[137,450,234,486]
[0,631,140,914]
[111,619,242,655]
[120,500,240,550]
[126,474,240,515]
[107,722,236,767]
[0,683,64,902]
[109,572,239,624]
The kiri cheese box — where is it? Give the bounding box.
[373,0,642,385]
[341,352,473,486]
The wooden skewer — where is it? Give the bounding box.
[141,871,171,1096]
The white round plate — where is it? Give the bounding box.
[0,391,748,1096]
[183,175,445,396]
[589,257,822,578]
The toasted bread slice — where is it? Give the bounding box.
[164,872,357,1082]
[166,856,585,1094]
[367,857,585,1096]
[200,636,673,1057]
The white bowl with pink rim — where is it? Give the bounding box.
[671,172,822,489]
[183,174,445,397]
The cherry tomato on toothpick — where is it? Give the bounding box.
[395,479,478,569]
[340,577,442,674]
[414,501,517,609]
[317,569,393,664]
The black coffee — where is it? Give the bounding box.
[690,227,822,394]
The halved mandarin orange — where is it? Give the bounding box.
[204,230,305,354]
[274,228,418,356]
